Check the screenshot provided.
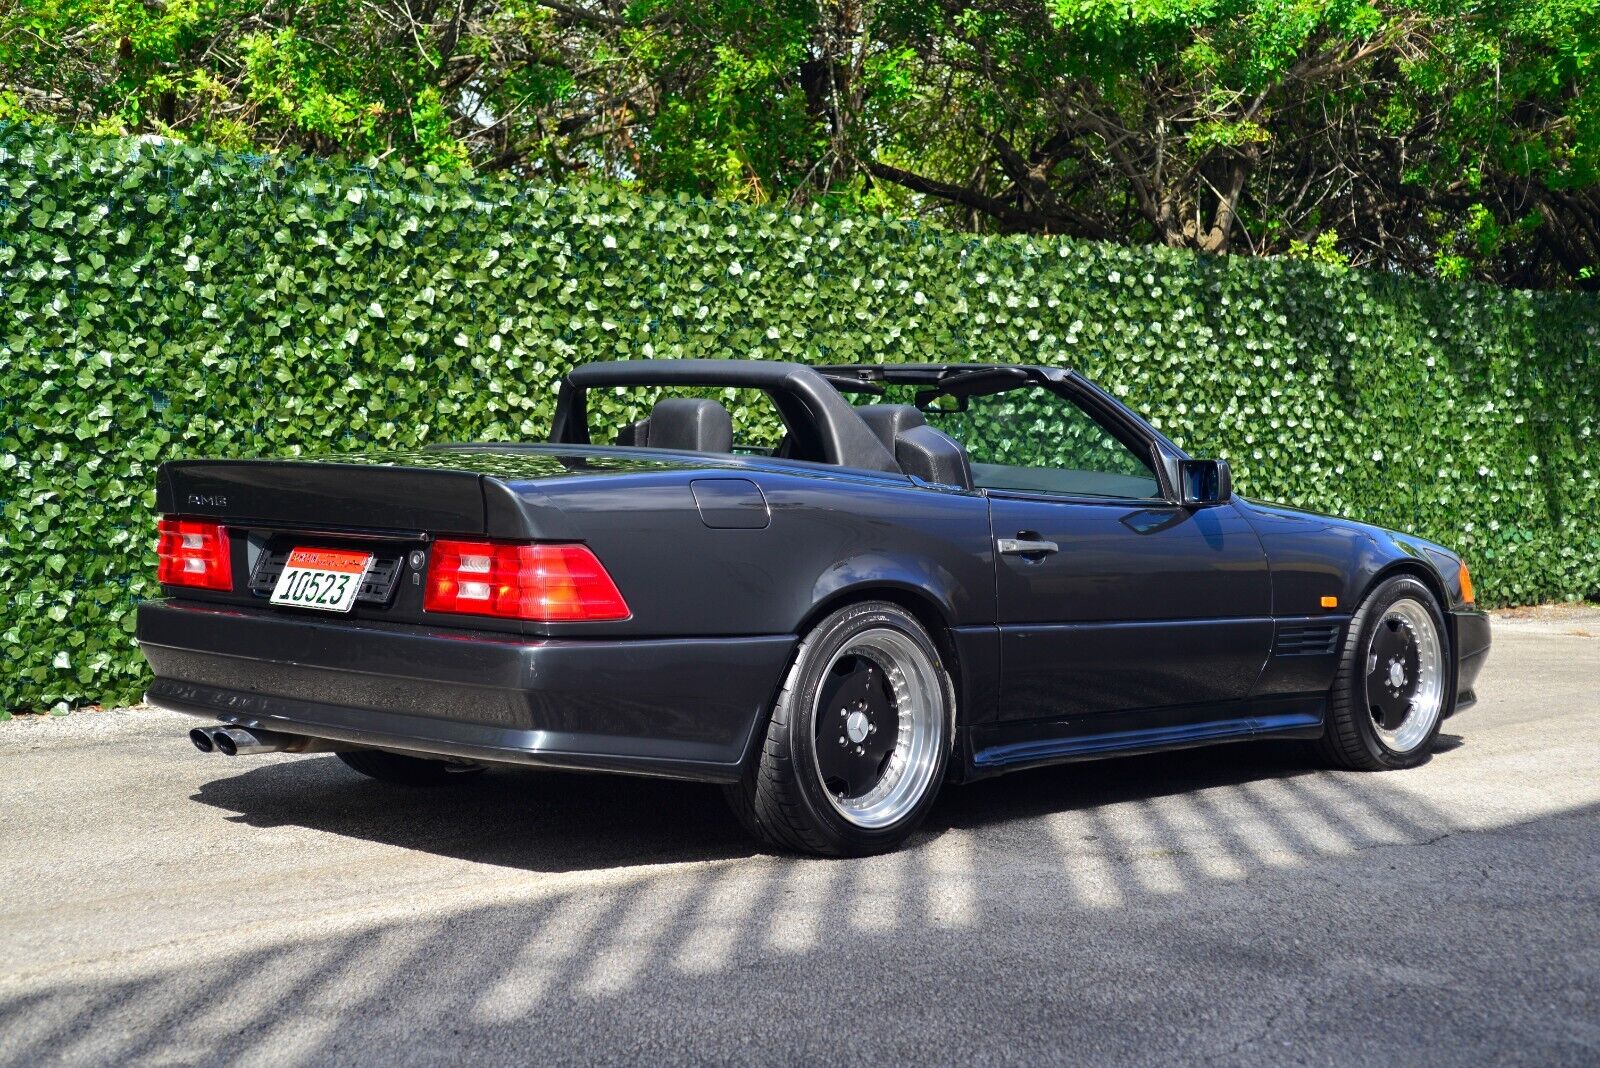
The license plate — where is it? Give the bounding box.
[269,548,373,613]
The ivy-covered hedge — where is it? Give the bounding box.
[3,125,1598,712]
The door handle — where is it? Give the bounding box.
[997,537,1059,555]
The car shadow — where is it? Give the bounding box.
[190,731,1467,873]
[15,718,1573,1068]
[193,757,760,874]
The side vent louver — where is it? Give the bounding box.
[1274,622,1341,656]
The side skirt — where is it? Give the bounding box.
[959,696,1326,782]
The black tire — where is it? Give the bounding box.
[723,601,955,857]
[336,749,483,786]
[1318,575,1452,770]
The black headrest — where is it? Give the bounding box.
[855,404,925,452]
[855,403,971,489]
[645,398,733,453]
[895,425,973,490]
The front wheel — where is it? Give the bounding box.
[724,601,954,857]
[1319,575,1452,770]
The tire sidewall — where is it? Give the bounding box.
[780,602,954,854]
[1347,576,1453,767]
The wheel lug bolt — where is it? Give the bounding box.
[839,736,847,745]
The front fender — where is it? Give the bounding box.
[1238,498,1471,615]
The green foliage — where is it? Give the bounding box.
[862,386,1156,479]
[2,124,1598,712]
[866,0,1600,287]
[3,1,1596,288]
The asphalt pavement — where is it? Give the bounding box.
[1,608,1596,1066]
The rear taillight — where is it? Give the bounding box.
[156,517,233,590]
[423,541,630,622]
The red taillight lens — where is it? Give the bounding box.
[156,517,233,590]
[423,541,630,622]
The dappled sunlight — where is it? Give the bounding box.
[580,872,697,997]
[3,730,1595,1066]
[670,861,775,974]
[849,849,907,934]
[763,853,838,955]
[477,892,614,1022]
[1116,800,1188,897]
[229,938,396,1068]
[1045,807,1126,909]
[1152,792,1250,884]
[921,828,977,928]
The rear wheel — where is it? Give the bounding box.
[337,749,483,786]
[724,601,954,857]
[1319,575,1451,770]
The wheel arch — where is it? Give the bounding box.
[1358,559,1451,620]
[797,581,961,677]
[797,579,969,735]
[726,579,961,855]
[1352,559,1459,703]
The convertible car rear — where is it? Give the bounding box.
[139,359,1490,855]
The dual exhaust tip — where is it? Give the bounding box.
[189,725,332,757]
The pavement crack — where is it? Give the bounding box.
[1351,829,1457,852]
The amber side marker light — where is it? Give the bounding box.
[1458,561,1476,605]
[1320,595,1338,609]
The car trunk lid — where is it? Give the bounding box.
[161,457,492,534]
[159,445,749,536]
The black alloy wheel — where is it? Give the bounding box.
[1320,575,1451,770]
[723,601,954,857]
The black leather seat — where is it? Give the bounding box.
[626,398,735,453]
[855,404,973,489]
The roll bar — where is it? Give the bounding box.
[550,360,902,473]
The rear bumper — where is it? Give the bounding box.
[1450,608,1491,713]
[137,599,793,782]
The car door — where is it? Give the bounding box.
[925,381,1273,726]
[990,493,1272,723]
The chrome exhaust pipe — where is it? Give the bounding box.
[197,726,337,757]
[212,726,284,756]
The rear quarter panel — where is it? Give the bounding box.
[526,468,996,639]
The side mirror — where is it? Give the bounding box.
[1178,459,1232,506]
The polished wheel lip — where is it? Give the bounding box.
[1365,596,1445,754]
[811,627,944,830]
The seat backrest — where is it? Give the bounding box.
[854,404,973,489]
[640,398,734,453]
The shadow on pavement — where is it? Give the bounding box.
[185,734,1468,875]
[192,756,760,874]
[5,761,1592,1066]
